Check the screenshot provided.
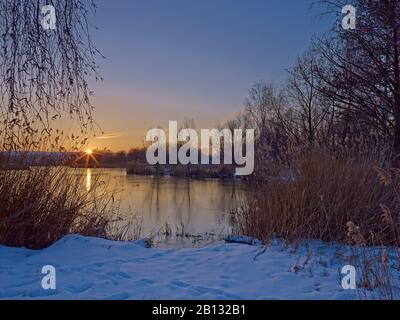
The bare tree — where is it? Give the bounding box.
[314,0,400,158]
[287,50,331,147]
[245,82,289,162]
[0,0,100,151]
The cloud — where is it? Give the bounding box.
[94,132,128,140]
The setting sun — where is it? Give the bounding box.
[86,149,93,155]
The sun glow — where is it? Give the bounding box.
[75,148,99,168]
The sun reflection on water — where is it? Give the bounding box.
[86,168,92,192]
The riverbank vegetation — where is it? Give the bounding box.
[228,1,400,298]
[0,0,118,249]
[230,0,400,245]
[0,164,117,249]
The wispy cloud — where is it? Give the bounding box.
[94,132,128,140]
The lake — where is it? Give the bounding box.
[82,168,244,247]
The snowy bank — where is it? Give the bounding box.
[0,235,374,300]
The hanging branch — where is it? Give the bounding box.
[0,0,101,151]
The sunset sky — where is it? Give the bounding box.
[87,0,331,151]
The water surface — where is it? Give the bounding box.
[83,168,244,247]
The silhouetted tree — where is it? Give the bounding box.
[315,0,400,158]
[287,50,331,147]
[245,82,289,162]
[0,0,100,151]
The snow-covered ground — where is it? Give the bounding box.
[0,235,389,300]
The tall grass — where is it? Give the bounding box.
[235,150,400,299]
[0,164,118,249]
[236,151,400,246]
[237,152,400,300]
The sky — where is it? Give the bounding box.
[87,0,332,151]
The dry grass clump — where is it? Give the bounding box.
[236,151,400,299]
[236,151,400,246]
[0,164,117,249]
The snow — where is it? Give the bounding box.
[0,235,384,300]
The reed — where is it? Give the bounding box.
[0,163,118,249]
[236,151,400,246]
